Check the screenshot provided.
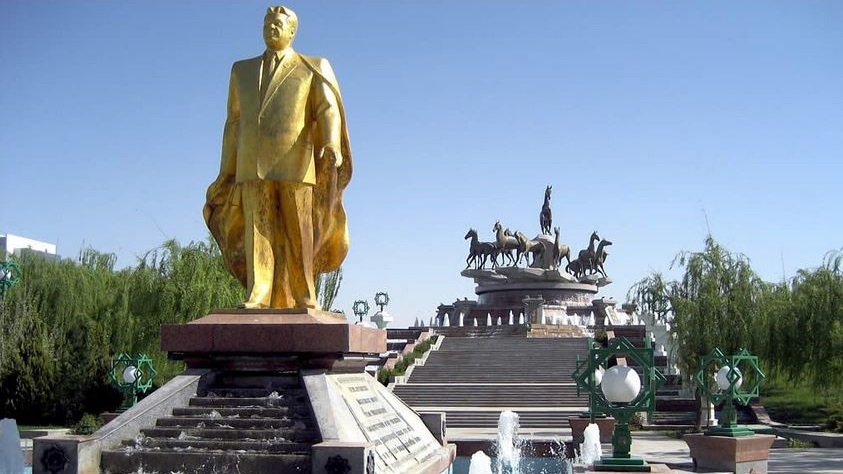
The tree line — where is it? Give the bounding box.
[0,238,342,426]
[629,236,843,395]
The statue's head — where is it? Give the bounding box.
[263,5,298,51]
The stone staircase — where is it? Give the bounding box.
[101,372,319,474]
[391,335,589,429]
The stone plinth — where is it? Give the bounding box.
[569,415,616,444]
[160,309,386,372]
[684,433,775,474]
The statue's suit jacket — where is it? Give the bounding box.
[204,51,352,285]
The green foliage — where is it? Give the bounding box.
[315,267,343,311]
[377,336,438,385]
[630,237,765,382]
[0,298,57,424]
[71,413,102,435]
[762,373,843,431]
[787,438,815,448]
[765,255,843,391]
[630,238,843,427]
[0,237,243,425]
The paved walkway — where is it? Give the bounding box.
[601,431,843,473]
[450,429,843,473]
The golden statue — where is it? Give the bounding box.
[204,5,351,310]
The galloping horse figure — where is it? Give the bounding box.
[570,231,600,277]
[515,231,544,267]
[493,221,519,266]
[594,239,613,278]
[539,185,552,235]
[464,229,499,269]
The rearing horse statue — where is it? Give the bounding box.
[539,185,552,236]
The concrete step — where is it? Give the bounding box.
[392,385,585,407]
[188,394,308,408]
[100,449,311,474]
[442,410,578,428]
[124,437,313,454]
[208,372,302,390]
[171,405,309,418]
[141,427,320,442]
[156,415,309,430]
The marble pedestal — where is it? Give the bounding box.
[160,308,387,371]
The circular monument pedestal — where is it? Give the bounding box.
[446,267,613,329]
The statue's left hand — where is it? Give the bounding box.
[319,145,343,168]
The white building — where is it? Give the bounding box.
[0,234,58,260]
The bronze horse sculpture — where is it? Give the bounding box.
[493,221,520,266]
[539,185,552,235]
[464,228,499,269]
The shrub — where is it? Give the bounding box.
[71,413,102,435]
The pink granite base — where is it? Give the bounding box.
[160,309,386,371]
[684,433,775,474]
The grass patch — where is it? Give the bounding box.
[787,438,816,448]
[761,374,843,432]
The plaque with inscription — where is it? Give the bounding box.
[329,374,440,472]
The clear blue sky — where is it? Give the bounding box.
[2,1,841,326]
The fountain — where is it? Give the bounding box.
[496,411,522,473]
[464,411,606,474]
[578,423,603,464]
[468,451,493,474]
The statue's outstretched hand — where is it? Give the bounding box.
[319,145,343,168]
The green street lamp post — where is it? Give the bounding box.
[573,336,665,472]
[109,353,156,412]
[374,291,389,312]
[573,339,606,421]
[694,348,765,437]
[0,259,22,298]
[352,299,370,323]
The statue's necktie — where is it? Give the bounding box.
[261,54,278,99]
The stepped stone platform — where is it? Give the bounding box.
[34,310,454,474]
[101,372,317,473]
[391,334,590,433]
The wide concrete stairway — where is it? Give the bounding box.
[101,372,319,474]
[392,335,589,429]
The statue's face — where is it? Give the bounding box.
[263,13,295,51]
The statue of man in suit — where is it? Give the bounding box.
[204,5,351,310]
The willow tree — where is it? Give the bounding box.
[629,236,769,427]
[766,249,843,391]
[670,237,766,376]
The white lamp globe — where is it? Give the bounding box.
[122,366,139,384]
[601,365,641,403]
[593,367,604,386]
[715,366,742,391]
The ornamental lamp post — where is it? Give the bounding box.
[352,300,370,324]
[109,353,156,412]
[572,336,665,472]
[694,348,764,437]
[0,259,22,298]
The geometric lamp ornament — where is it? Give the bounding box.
[694,347,764,437]
[108,352,156,412]
[572,336,666,471]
